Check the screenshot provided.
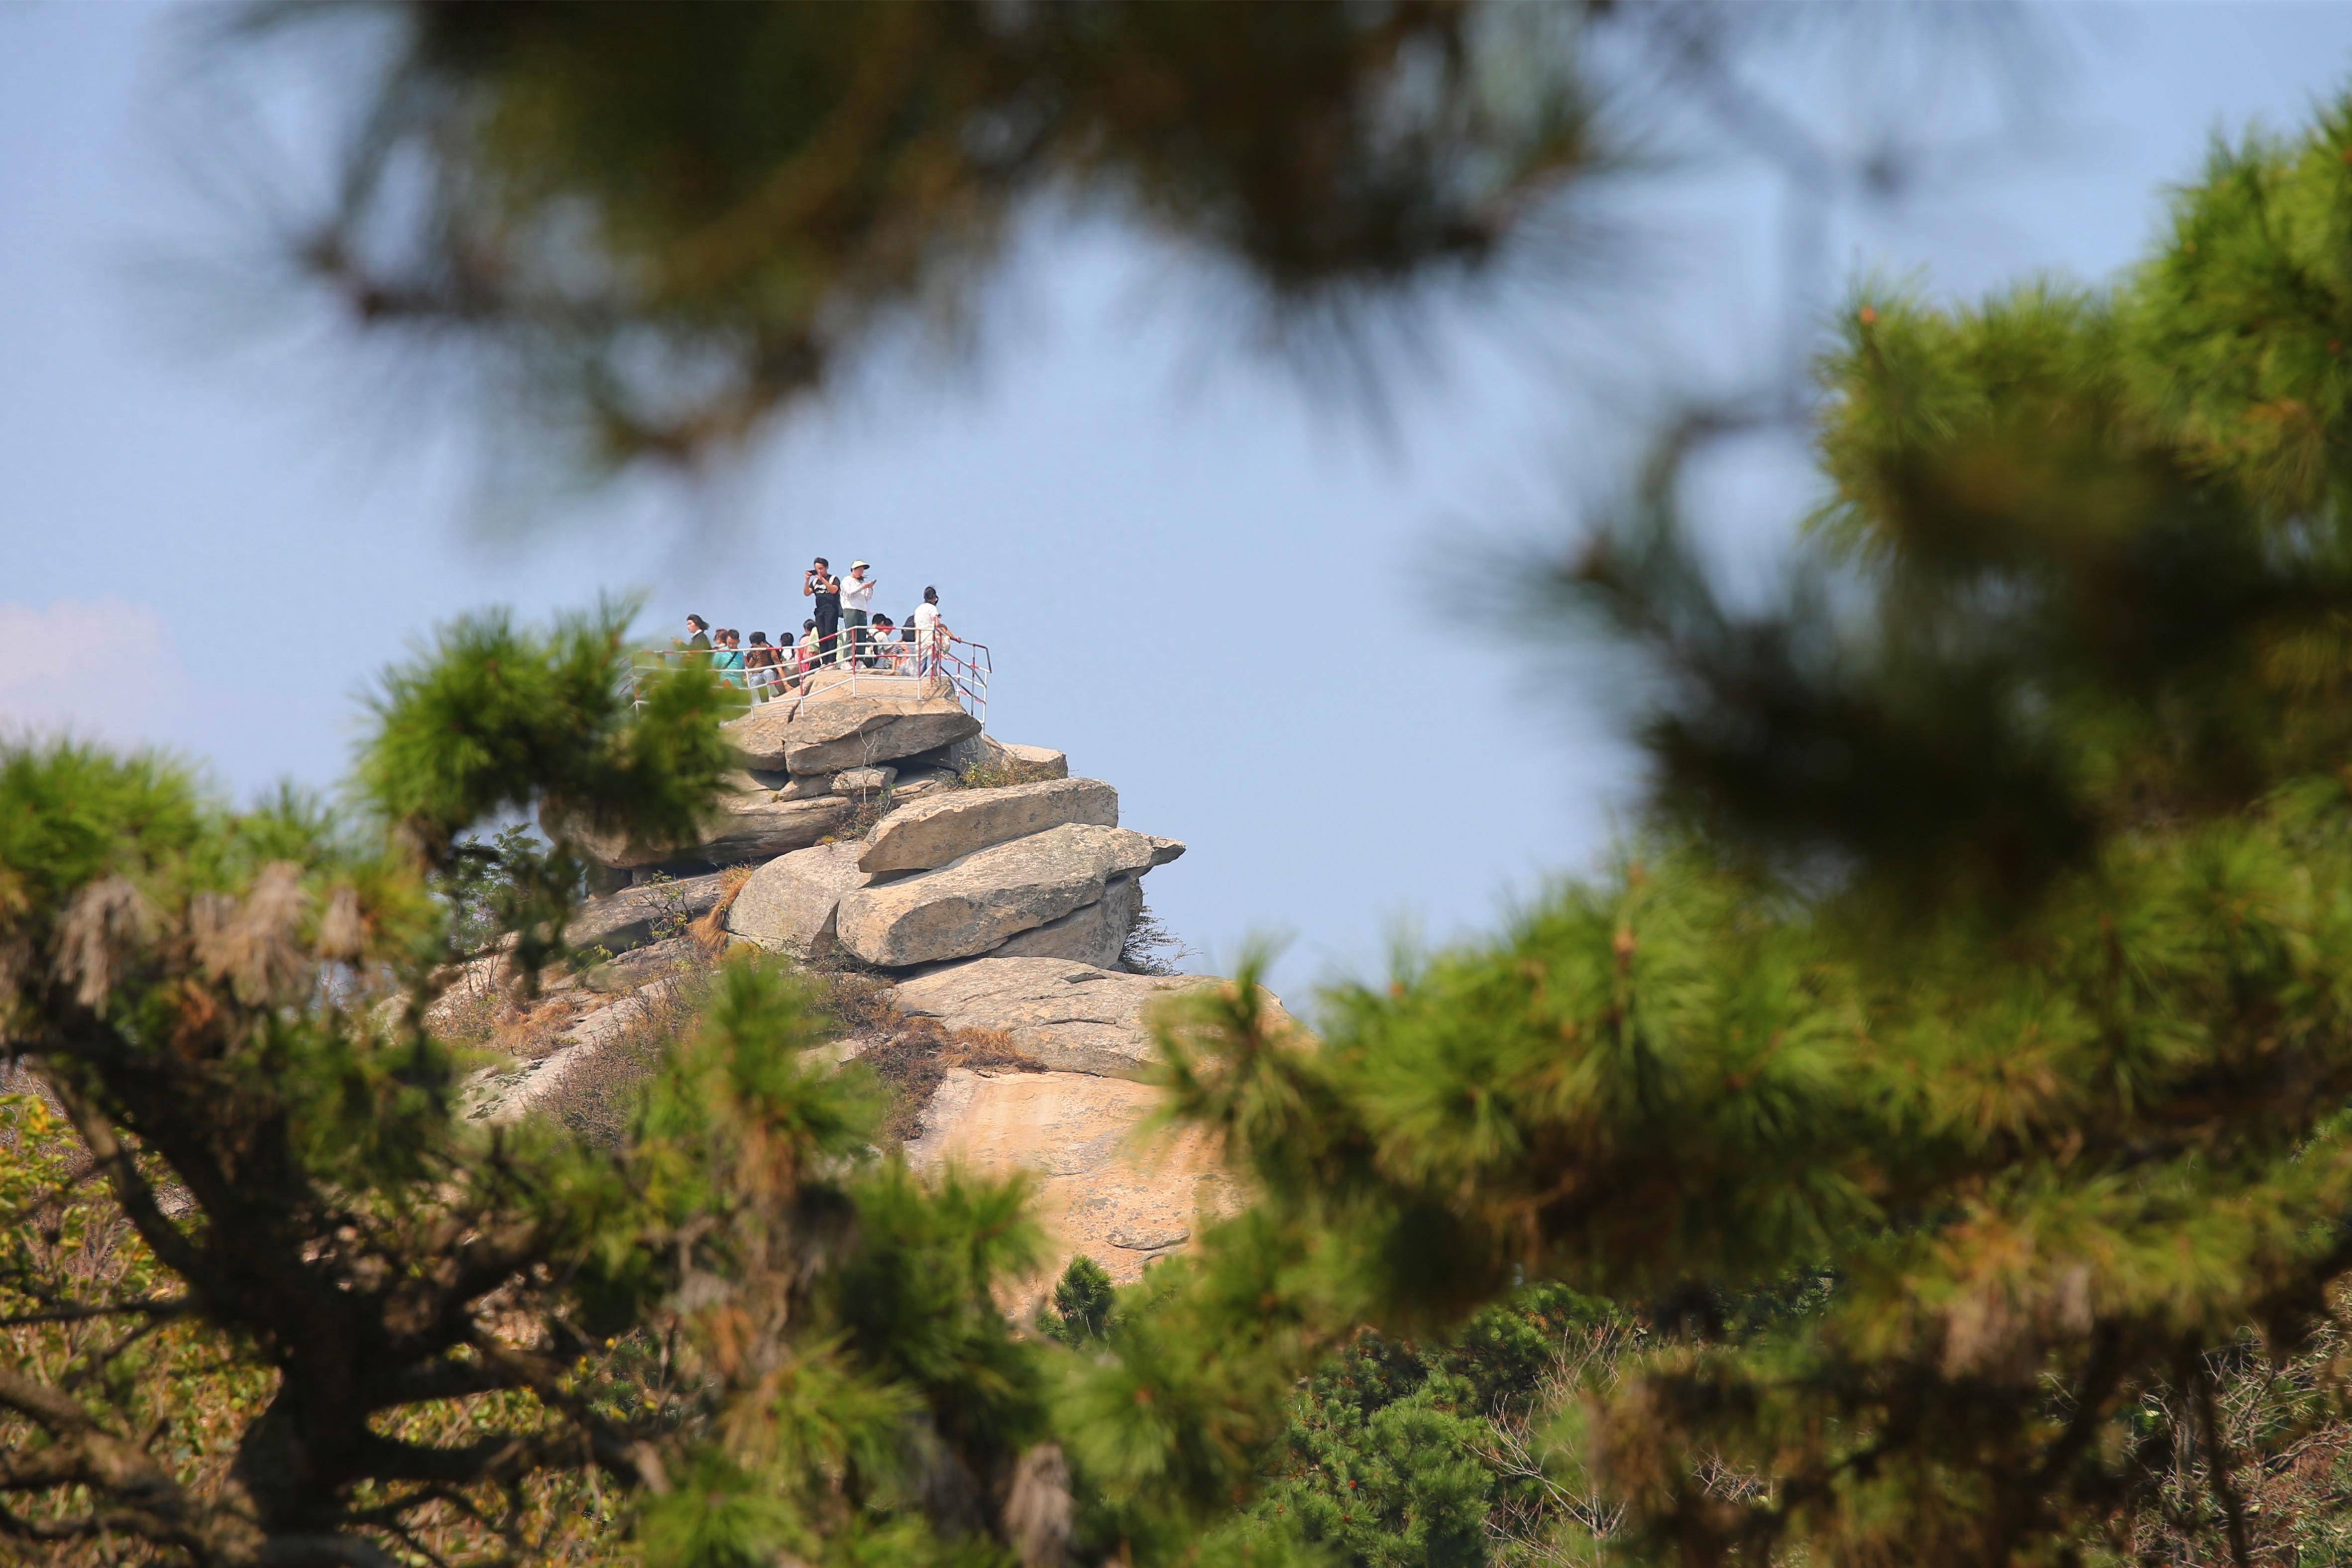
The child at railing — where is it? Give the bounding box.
[792,621,820,688]
[870,614,909,673]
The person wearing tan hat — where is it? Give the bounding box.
[841,559,877,667]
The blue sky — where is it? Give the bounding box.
[6,3,2352,995]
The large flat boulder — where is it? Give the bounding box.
[726,842,870,958]
[892,955,1217,1080]
[561,789,855,870]
[725,693,980,776]
[859,777,1120,875]
[905,1067,1236,1289]
[834,824,1162,969]
[930,734,1071,782]
[991,876,1141,968]
[566,870,733,954]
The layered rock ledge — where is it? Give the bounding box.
[496,696,1262,1287]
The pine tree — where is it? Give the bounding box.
[1120,91,2352,1567]
[254,0,1594,469]
[0,606,1251,1568]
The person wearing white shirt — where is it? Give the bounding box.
[842,560,877,667]
[911,586,951,682]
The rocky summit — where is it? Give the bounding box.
[475,701,1280,1291]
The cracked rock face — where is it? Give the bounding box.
[557,788,854,870]
[858,777,1120,875]
[988,876,1142,968]
[833,824,1164,969]
[903,1068,1234,1287]
[892,956,1218,1079]
[895,957,1309,1292]
[725,841,871,959]
[724,693,981,775]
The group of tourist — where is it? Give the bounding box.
[670,556,957,701]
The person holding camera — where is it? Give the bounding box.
[801,557,841,665]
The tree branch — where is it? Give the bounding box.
[34,1066,210,1287]
[362,1354,529,1412]
[254,1532,411,1568]
[2190,1358,2255,1568]
[0,1295,191,1329]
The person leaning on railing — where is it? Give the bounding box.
[911,587,952,680]
[712,630,749,693]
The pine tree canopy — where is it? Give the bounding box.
[1118,91,2352,1566]
[24,42,2352,1568]
[253,0,1592,467]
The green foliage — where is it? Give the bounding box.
[1045,1257,1118,1348]
[362,599,734,985]
[1259,1375,1494,1568]
[1244,1286,1604,1568]
[438,819,558,957]
[246,0,1594,467]
[1117,89,2352,1568]
[34,44,2352,1568]
[361,599,728,858]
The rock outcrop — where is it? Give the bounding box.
[726,693,980,775]
[484,686,1257,1290]
[562,785,853,870]
[859,777,1119,875]
[835,823,1171,969]
[989,876,1141,967]
[726,842,870,959]
[933,734,1070,781]
[905,1069,1233,1284]
[893,956,1210,1079]
[566,870,733,953]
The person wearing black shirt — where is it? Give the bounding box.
[801,558,841,665]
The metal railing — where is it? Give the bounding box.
[631,631,991,723]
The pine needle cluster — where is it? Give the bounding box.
[1122,90,2352,1567]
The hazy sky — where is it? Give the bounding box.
[7,3,2352,995]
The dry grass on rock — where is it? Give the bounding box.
[535,976,706,1150]
[804,969,1043,1147]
